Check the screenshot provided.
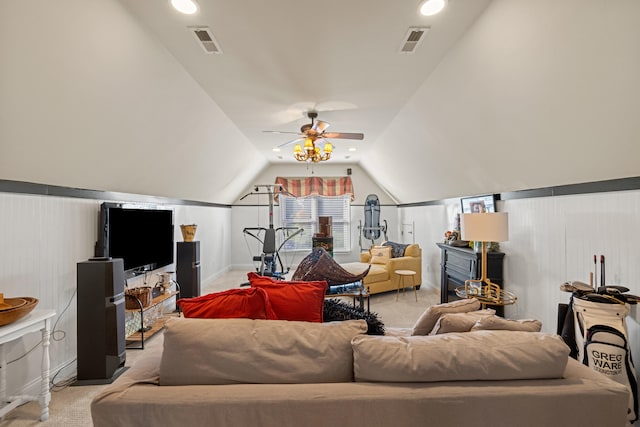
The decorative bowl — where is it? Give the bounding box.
[0,297,39,327]
[0,297,27,311]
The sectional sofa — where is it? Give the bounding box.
[91,316,629,427]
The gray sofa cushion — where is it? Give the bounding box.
[159,317,367,385]
[353,330,569,382]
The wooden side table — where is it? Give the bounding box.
[0,309,56,421]
[395,270,418,302]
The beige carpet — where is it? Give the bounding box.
[1,269,438,426]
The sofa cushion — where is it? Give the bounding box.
[177,287,277,320]
[370,246,392,264]
[404,244,420,258]
[248,272,328,322]
[471,316,543,332]
[159,317,368,385]
[429,309,496,335]
[352,330,570,382]
[364,263,389,282]
[412,298,481,335]
[341,262,389,282]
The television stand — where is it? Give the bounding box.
[125,288,180,350]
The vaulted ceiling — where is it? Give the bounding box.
[1,0,638,205]
[117,0,492,165]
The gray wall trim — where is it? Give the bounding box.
[398,176,640,208]
[0,179,231,208]
[3,176,638,209]
[399,197,460,208]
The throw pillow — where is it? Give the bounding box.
[177,287,277,320]
[370,246,392,264]
[429,309,496,335]
[471,316,543,332]
[248,272,328,322]
[323,298,385,335]
[411,298,481,336]
[382,241,409,258]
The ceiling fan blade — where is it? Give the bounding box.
[277,137,305,148]
[263,130,302,135]
[321,132,364,140]
[311,120,330,133]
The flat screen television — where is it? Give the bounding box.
[96,203,174,273]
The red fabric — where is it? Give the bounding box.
[274,176,354,201]
[177,287,277,320]
[247,272,328,323]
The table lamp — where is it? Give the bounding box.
[460,212,515,305]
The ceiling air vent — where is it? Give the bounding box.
[190,27,222,54]
[399,27,429,54]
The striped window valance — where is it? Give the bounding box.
[274,176,354,201]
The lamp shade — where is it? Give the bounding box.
[460,212,509,242]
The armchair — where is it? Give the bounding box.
[341,243,422,295]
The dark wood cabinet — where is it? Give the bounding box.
[436,243,505,316]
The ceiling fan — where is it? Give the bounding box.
[264,111,364,148]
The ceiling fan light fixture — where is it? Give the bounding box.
[419,0,446,16]
[171,0,199,15]
[265,112,361,163]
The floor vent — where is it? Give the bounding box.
[399,27,429,54]
[190,27,222,54]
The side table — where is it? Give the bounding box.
[325,283,370,313]
[0,309,56,421]
[395,270,418,302]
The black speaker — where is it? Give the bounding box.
[76,257,126,384]
[177,241,201,299]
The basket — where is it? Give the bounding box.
[180,224,197,242]
[125,287,153,310]
[0,297,39,327]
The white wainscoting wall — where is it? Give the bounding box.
[0,192,231,397]
[3,187,639,397]
[399,189,640,372]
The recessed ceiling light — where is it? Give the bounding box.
[348,147,357,152]
[171,0,198,14]
[272,147,281,152]
[419,0,446,16]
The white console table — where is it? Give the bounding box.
[0,309,56,421]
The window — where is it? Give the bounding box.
[279,195,351,252]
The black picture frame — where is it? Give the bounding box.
[460,194,499,214]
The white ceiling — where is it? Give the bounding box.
[3,0,637,205]
[117,0,492,164]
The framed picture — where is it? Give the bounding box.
[460,194,498,214]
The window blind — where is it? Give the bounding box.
[279,195,351,252]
